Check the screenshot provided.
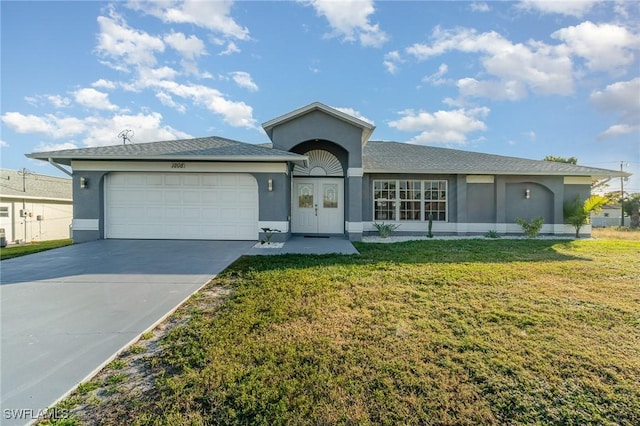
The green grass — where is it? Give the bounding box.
[0,239,72,260]
[65,238,640,425]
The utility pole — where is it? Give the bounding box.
[17,168,32,242]
[620,161,625,227]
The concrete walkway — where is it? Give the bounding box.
[245,236,359,255]
[0,240,253,426]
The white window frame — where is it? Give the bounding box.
[373,179,448,222]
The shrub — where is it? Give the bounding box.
[515,216,544,238]
[373,222,400,238]
[485,230,500,239]
[564,195,608,238]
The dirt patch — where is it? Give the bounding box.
[44,284,232,425]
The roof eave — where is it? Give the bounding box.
[364,169,630,178]
[28,154,308,166]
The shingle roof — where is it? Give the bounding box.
[363,141,628,178]
[26,136,307,166]
[0,169,72,201]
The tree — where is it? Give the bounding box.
[544,155,578,164]
[622,193,640,229]
[564,195,608,238]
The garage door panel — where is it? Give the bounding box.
[106,173,258,240]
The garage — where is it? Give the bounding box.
[105,172,258,240]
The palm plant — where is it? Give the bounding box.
[564,195,608,238]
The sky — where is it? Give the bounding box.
[1,0,639,194]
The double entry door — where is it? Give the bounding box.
[292,178,344,234]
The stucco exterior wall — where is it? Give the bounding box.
[0,198,72,243]
[270,110,364,168]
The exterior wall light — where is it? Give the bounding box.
[525,189,531,199]
[80,177,88,189]
[268,178,273,192]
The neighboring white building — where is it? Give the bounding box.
[0,169,72,244]
[591,205,629,227]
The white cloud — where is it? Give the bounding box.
[127,0,249,40]
[35,142,79,152]
[24,94,71,108]
[305,0,388,47]
[137,78,257,128]
[0,140,9,148]
[596,124,639,140]
[552,21,640,74]
[517,0,599,17]
[163,32,206,59]
[590,78,640,140]
[457,78,528,100]
[470,2,490,12]
[73,88,118,111]
[422,63,449,85]
[46,95,71,108]
[1,112,87,138]
[219,41,241,56]
[91,79,117,89]
[383,50,402,74]
[407,26,574,98]
[332,106,375,125]
[0,110,191,147]
[229,71,258,91]
[388,107,490,145]
[95,12,165,70]
[156,92,186,113]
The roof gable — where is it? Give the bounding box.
[262,102,375,145]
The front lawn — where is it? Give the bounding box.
[0,239,72,260]
[50,238,640,425]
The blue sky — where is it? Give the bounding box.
[1,0,639,193]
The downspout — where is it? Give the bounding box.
[48,158,73,176]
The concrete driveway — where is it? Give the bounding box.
[1,239,253,425]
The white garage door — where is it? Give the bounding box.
[106,173,258,240]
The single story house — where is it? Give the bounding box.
[591,205,629,228]
[0,168,73,244]
[26,102,629,243]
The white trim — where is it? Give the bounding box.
[72,161,288,173]
[347,167,364,177]
[564,176,592,185]
[0,195,72,203]
[345,221,363,232]
[363,221,583,236]
[466,175,494,184]
[72,219,99,231]
[258,221,289,233]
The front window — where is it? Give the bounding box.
[373,179,448,222]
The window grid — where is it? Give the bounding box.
[373,180,447,222]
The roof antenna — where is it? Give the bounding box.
[118,129,134,145]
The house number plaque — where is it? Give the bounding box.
[171,162,186,169]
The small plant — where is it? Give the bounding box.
[104,373,127,386]
[515,216,544,238]
[129,345,145,354]
[484,230,500,239]
[373,222,400,238]
[260,227,281,245]
[564,195,608,238]
[427,213,434,238]
[106,359,126,370]
[140,331,154,340]
[77,381,101,395]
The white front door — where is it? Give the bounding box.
[0,202,12,243]
[292,178,344,234]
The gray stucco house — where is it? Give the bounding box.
[27,102,628,243]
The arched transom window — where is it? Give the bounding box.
[293,150,343,177]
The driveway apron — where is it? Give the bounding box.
[0,239,252,426]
